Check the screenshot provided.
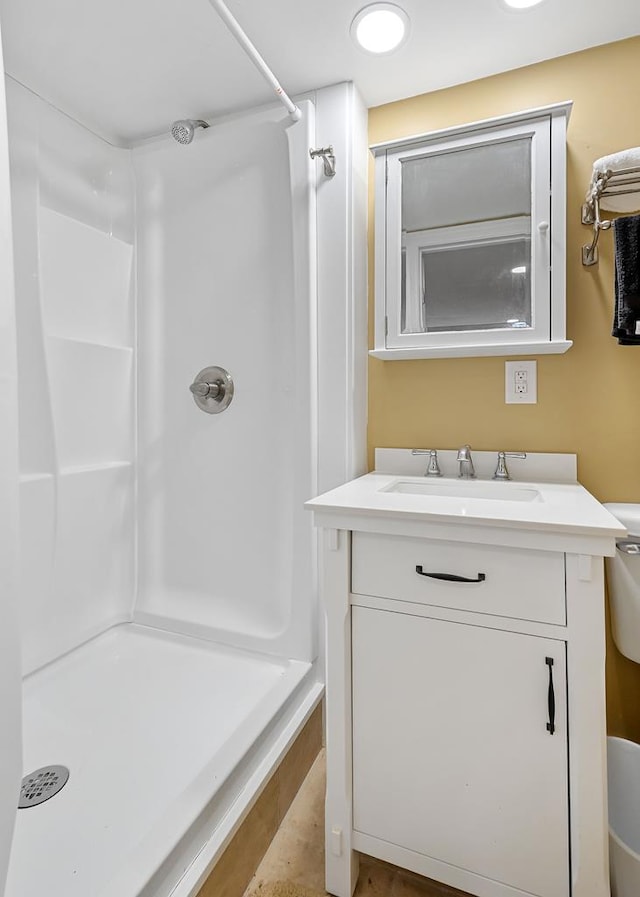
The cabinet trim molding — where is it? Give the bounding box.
[370,339,573,360]
[370,100,573,154]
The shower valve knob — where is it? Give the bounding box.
[189,380,221,399]
[189,366,234,414]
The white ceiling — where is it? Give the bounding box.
[0,0,638,145]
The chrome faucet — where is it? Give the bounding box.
[456,445,476,479]
[411,449,442,477]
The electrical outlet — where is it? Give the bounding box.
[505,360,537,404]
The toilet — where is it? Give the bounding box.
[604,503,640,897]
[605,503,640,664]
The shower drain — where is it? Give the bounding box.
[18,765,69,808]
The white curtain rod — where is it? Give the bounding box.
[207,0,301,122]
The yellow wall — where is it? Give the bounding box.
[368,36,640,740]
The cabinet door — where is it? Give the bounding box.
[384,119,551,351]
[352,606,569,897]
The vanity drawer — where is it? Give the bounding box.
[351,532,566,625]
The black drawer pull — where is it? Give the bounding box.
[546,657,556,735]
[415,566,486,583]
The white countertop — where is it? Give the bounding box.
[306,472,626,542]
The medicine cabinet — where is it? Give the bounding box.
[371,102,572,360]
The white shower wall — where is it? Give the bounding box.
[6,76,366,683]
[133,102,316,661]
[6,78,136,674]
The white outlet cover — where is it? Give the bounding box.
[505,360,537,404]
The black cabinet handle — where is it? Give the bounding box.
[415,566,486,583]
[546,657,556,735]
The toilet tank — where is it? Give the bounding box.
[605,503,640,664]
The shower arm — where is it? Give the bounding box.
[207,0,301,122]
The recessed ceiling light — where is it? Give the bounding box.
[511,266,527,274]
[501,0,545,8]
[350,3,410,54]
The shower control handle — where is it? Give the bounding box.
[189,366,234,414]
[189,380,221,399]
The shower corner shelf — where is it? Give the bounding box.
[47,334,134,354]
[21,463,132,482]
[19,472,54,484]
[59,461,132,477]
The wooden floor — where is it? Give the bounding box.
[243,750,471,897]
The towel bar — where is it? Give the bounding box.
[582,165,640,266]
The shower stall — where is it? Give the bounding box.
[0,6,367,894]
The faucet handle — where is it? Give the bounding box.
[493,451,527,481]
[411,449,442,477]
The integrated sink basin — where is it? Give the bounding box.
[305,451,628,540]
[382,479,543,503]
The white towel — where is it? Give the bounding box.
[587,147,640,213]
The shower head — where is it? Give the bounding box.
[170,119,210,145]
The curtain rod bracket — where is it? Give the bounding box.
[310,146,336,178]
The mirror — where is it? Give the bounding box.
[400,138,532,335]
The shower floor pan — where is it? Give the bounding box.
[6,623,317,897]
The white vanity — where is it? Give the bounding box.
[306,450,625,897]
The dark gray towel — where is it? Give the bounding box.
[612,215,640,344]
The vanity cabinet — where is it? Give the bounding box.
[307,467,622,897]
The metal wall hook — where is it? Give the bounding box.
[310,145,336,178]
